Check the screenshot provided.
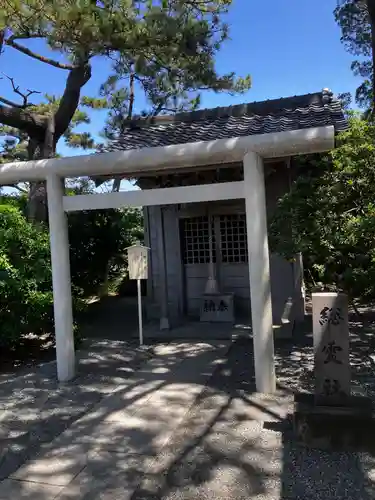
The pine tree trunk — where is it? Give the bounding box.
[112,178,121,192]
[28,180,48,222]
[27,117,55,223]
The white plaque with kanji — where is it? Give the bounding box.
[127,243,149,280]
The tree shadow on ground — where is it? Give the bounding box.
[0,333,56,374]
[1,313,375,499]
[265,417,375,500]
[2,339,278,499]
[0,295,141,375]
[127,337,375,500]
[275,310,375,397]
[0,339,154,481]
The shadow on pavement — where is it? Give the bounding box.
[128,339,375,500]
[0,310,375,499]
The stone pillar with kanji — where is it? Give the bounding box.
[312,292,350,403]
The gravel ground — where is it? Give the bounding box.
[129,321,375,500]
[275,310,375,397]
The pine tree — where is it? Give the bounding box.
[0,1,251,218]
[335,0,375,114]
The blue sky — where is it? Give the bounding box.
[0,0,360,161]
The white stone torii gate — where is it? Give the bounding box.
[0,126,334,393]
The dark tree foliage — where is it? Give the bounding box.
[270,116,375,304]
[335,0,375,114]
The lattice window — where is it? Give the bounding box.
[181,216,216,264]
[219,214,248,263]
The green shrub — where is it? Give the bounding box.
[68,207,143,297]
[270,116,375,303]
[0,204,54,346]
[0,198,143,349]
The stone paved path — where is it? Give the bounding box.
[1,338,375,499]
[0,341,229,498]
[0,339,153,482]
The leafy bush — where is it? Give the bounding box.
[270,116,375,304]
[68,207,143,297]
[0,204,54,346]
[0,195,144,348]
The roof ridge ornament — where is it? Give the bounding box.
[322,88,334,104]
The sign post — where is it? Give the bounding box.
[137,278,143,346]
[126,241,149,346]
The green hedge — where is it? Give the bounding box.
[0,200,143,348]
[0,204,54,346]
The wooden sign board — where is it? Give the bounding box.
[127,244,149,280]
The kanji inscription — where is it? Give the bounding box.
[200,293,234,323]
[203,299,229,313]
[319,307,344,326]
[321,340,343,365]
[322,378,341,397]
[312,293,350,401]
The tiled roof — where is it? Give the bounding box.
[101,89,347,153]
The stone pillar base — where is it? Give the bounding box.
[159,317,170,330]
[293,392,375,451]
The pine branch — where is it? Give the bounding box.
[0,96,24,109]
[2,73,40,108]
[0,104,46,140]
[54,63,92,140]
[112,178,121,192]
[127,71,135,120]
[0,30,4,56]
[2,184,28,193]
[0,125,24,138]
[366,0,375,116]
[5,38,75,70]
[182,0,218,13]
[8,33,45,41]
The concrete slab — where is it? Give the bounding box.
[130,338,375,500]
[142,321,247,340]
[9,342,230,493]
[0,479,63,499]
[94,342,228,423]
[141,320,292,341]
[38,414,168,458]
[130,378,283,500]
[11,442,90,486]
[0,340,153,481]
[55,450,147,500]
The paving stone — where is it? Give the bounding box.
[99,344,228,424]
[10,442,90,486]
[0,479,63,499]
[55,450,147,500]
[3,334,375,500]
[53,416,166,456]
[0,340,152,481]
[9,342,229,493]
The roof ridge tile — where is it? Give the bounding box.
[126,91,331,129]
[99,90,347,154]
